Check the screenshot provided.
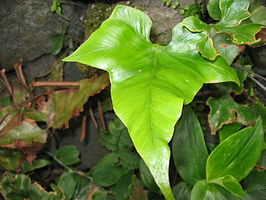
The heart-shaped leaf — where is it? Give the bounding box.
[206,118,264,181]
[172,107,209,185]
[63,5,239,199]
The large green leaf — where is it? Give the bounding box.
[63,5,239,199]
[206,118,264,181]
[172,107,209,185]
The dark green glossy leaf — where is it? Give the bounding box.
[20,159,51,173]
[243,169,266,200]
[209,175,245,198]
[0,148,23,170]
[92,153,125,187]
[63,6,239,199]
[207,95,266,134]
[71,174,91,200]
[172,107,209,185]
[53,145,80,166]
[112,172,134,200]
[191,180,239,200]
[206,118,264,181]
[172,182,191,200]
[92,191,111,200]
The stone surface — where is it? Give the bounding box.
[0,0,85,70]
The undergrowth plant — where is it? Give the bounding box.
[63,0,266,199]
[0,0,266,199]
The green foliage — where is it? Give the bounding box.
[63,5,239,199]
[20,159,51,173]
[172,107,209,185]
[162,0,180,9]
[179,4,203,18]
[53,145,80,166]
[0,148,23,170]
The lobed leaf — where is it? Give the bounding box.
[53,145,80,166]
[63,5,239,199]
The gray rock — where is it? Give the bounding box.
[0,0,85,70]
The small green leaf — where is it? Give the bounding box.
[0,148,23,170]
[172,107,209,185]
[191,180,239,200]
[71,174,91,200]
[206,118,264,181]
[209,175,245,198]
[112,172,134,200]
[197,35,218,60]
[53,145,80,166]
[181,16,209,32]
[172,182,191,200]
[57,171,76,200]
[92,191,111,200]
[21,159,51,173]
[51,34,65,56]
[92,153,125,187]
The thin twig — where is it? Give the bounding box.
[44,150,93,181]
[80,115,87,142]
[249,75,266,93]
[232,64,266,82]
[89,108,98,130]
[255,165,266,171]
[32,81,80,88]
[98,101,106,131]
[0,69,13,97]
[13,59,29,90]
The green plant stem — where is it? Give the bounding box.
[44,150,93,181]
[232,64,266,82]
[249,75,266,93]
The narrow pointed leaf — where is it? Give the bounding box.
[172,107,209,185]
[63,5,239,199]
[206,118,264,181]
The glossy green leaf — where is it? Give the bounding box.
[112,172,135,200]
[20,159,51,173]
[217,0,250,27]
[63,5,239,199]
[243,169,266,200]
[172,182,191,200]
[206,118,264,181]
[92,153,125,187]
[207,95,266,134]
[191,180,239,200]
[71,174,91,200]
[51,34,65,56]
[0,148,23,170]
[197,35,218,60]
[209,175,245,198]
[172,107,209,185]
[53,145,80,166]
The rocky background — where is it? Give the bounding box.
[0,0,265,169]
